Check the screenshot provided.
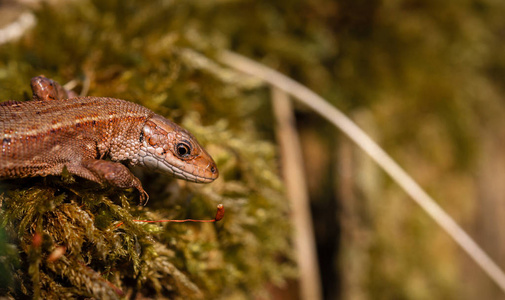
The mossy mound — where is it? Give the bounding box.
[0,0,296,298]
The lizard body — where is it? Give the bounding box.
[0,76,218,203]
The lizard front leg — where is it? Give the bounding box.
[70,159,149,205]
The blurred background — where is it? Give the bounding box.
[1,0,505,299]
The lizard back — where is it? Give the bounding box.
[0,97,153,178]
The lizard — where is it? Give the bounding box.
[0,76,219,204]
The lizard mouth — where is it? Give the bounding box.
[160,160,217,183]
[139,154,218,183]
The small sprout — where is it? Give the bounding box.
[116,204,225,227]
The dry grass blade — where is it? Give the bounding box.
[271,87,322,300]
[218,50,505,293]
[0,12,36,45]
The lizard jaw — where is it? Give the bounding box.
[139,153,217,183]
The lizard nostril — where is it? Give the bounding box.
[210,166,217,174]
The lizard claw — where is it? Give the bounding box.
[138,188,149,206]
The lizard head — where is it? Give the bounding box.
[138,114,219,183]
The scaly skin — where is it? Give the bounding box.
[0,76,218,204]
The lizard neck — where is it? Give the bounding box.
[106,115,152,165]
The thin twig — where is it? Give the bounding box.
[0,12,36,45]
[218,50,505,293]
[271,87,322,300]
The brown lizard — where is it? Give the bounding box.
[0,76,219,204]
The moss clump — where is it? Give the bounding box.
[0,0,295,298]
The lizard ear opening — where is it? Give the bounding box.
[139,130,144,143]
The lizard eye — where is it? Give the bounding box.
[176,142,191,157]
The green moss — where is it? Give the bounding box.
[0,0,294,298]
